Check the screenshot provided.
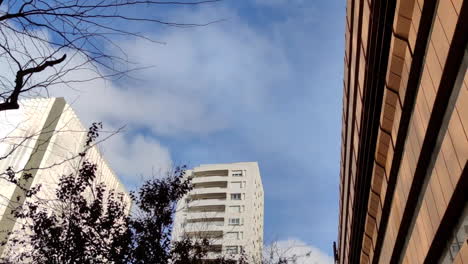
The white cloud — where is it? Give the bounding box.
[113,8,292,126]
[0,24,175,182]
[99,132,172,184]
[45,5,291,136]
[44,6,292,181]
[264,239,334,264]
[0,4,294,182]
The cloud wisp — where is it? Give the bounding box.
[44,5,296,181]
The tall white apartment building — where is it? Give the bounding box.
[173,162,264,263]
[0,97,129,257]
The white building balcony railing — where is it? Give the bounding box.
[186,211,225,220]
[189,187,227,195]
[188,199,226,207]
[191,176,228,184]
[184,222,225,232]
[204,252,224,260]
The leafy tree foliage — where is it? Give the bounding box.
[1,123,132,263]
[128,166,210,264]
[0,123,314,264]
[0,124,214,264]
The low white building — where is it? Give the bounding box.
[173,162,264,263]
[0,97,129,257]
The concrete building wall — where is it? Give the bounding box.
[338,1,467,263]
[0,98,129,256]
[173,162,264,263]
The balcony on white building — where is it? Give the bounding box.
[186,230,223,240]
[187,204,225,213]
[186,211,225,220]
[184,222,225,232]
[193,170,229,177]
[188,198,226,208]
[189,192,226,200]
[191,176,228,185]
[190,187,227,196]
[193,181,228,189]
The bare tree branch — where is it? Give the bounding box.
[0,54,66,111]
[0,0,222,112]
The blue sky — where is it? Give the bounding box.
[45,0,345,261]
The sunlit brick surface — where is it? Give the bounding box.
[338,1,467,263]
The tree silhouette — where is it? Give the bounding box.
[0,122,312,264]
[1,123,132,263]
[0,125,216,263]
[128,166,211,263]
